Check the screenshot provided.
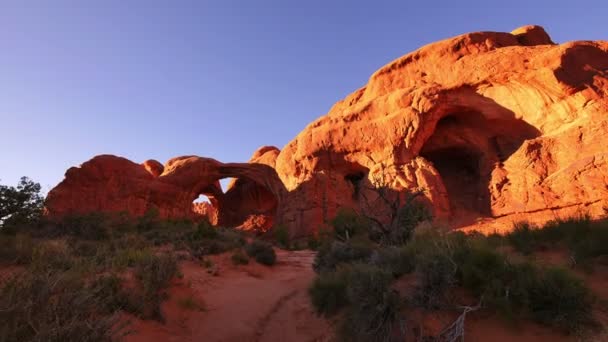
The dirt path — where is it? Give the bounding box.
[124,249,332,342]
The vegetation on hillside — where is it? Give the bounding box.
[309,199,606,340]
[0,177,276,342]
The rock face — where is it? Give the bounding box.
[45,26,608,236]
[45,153,287,230]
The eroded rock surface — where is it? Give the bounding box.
[46,26,608,236]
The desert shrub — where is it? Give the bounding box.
[0,271,125,342]
[54,213,112,240]
[309,269,349,316]
[307,235,321,250]
[567,219,608,266]
[386,199,432,245]
[313,239,374,273]
[111,233,149,251]
[183,227,245,257]
[414,249,456,308]
[89,274,130,314]
[136,207,162,232]
[370,246,416,278]
[189,220,218,240]
[331,208,369,241]
[451,235,594,332]
[245,240,276,266]
[454,241,509,295]
[0,233,34,264]
[29,241,74,273]
[273,224,290,248]
[130,254,179,320]
[231,249,249,265]
[69,238,101,257]
[340,264,400,342]
[527,267,593,332]
[506,216,608,268]
[507,221,537,255]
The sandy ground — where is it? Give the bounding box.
[123,249,333,342]
[121,245,608,342]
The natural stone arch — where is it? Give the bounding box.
[416,106,540,224]
[45,155,287,232]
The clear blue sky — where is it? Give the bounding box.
[1,0,606,193]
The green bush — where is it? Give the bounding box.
[231,249,249,265]
[313,239,373,273]
[527,267,593,332]
[449,231,593,333]
[370,246,416,277]
[507,221,537,255]
[386,199,432,245]
[245,240,276,266]
[190,220,218,240]
[309,270,349,316]
[273,224,290,249]
[330,208,369,241]
[340,264,400,342]
[414,249,456,308]
[56,213,113,240]
[505,216,608,268]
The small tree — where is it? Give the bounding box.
[359,166,431,245]
[0,177,44,230]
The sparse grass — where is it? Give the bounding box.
[131,254,179,320]
[245,240,277,266]
[177,296,206,311]
[111,247,154,269]
[0,233,34,264]
[0,271,127,342]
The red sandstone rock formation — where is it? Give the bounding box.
[45,154,287,229]
[46,25,608,237]
[274,25,608,235]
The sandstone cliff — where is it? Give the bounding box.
[45,26,608,237]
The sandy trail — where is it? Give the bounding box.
[124,249,332,342]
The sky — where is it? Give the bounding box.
[1,0,606,193]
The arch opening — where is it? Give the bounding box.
[419,110,539,224]
[191,176,279,232]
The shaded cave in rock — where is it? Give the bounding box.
[420,110,540,221]
[421,145,490,216]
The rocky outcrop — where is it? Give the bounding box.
[45,154,287,229]
[274,25,608,235]
[46,26,608,237]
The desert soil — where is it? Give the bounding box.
[123,249,333,342]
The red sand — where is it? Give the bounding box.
[123,249,332,342]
